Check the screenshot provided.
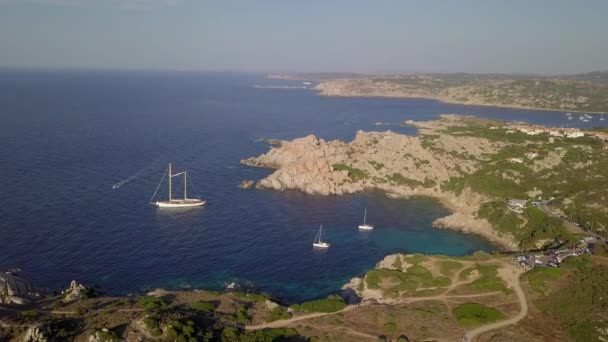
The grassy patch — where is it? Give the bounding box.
[20,309,39,317]
[190,300,216,313]
[453,303,504,328]
[524,256,608,341]
[137,296,167,310]
[526,267,563,294]
[333,163,368,181]
[439,260,463,277]
[290,295,347,313]
[266,306,291,322]
[365,263,450,297]
[469,264,508,292]
[387,173,421,187]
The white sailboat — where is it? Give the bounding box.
[358,208,374,230]
[313,224,330,248]
[150,163,206,208]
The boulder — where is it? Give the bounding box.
[22,325,50,342]
[239,180,256,189]
[0,272,43,304]
[62,280,92,303]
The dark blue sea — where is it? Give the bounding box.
[1,70,605,303]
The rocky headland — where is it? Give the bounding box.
[242,114,608,250]
[241,115,516,249]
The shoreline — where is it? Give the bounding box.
[241,125,521,251]
[316,91,608,115]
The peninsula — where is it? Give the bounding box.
[242,115,608,250]
[269,72,608,113]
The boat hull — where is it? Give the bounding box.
[154,200,206,208]
[358,224,374,230]
[313,243,330,248]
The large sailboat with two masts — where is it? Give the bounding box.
[150,163,206,208]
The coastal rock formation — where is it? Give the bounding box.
[0,272,44,305]
[239,180,256,189]
[242,116,518,249]
[22,325,51,342]
[62,280,91,303]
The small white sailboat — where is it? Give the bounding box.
[313,224,330,248]
[358,208,374,230]
[567,116,573,120]
[150,163,206,208]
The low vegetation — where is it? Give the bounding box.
[333,163,368,181]
[365,264,450,298]
[523,256,608,341]
[453,303,504,328]
[289,295,347,313]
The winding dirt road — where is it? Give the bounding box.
[244,304,357,330]
[463,264,528,342]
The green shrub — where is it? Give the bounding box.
[165,320,199,342]
[236,304,250,324]
[143,316,162,337]
[266,306,290,322]
[333,163,368,181]
[387,173,421,187]
[190,300,216,313]
[289,295,347,313]
[20,309,39,317]
[137,296,166,310]
[232,291,267,303]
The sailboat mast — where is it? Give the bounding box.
[319,224,323,242]
[168,163,172,202]
[364,208,367,224]
[184,171,187,200]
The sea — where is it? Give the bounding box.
[1,70,605,303]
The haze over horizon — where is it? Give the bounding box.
[1,0,607,74]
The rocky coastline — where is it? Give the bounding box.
[241,115,520,250]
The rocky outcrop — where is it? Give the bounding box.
[0,272,44,304]
[62,280,92,303]
[239,180,256,189]
[241,116,520,249]
[22,325,51,342]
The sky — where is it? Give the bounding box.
[0,0,607,74]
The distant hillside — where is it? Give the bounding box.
[271,71,608,113]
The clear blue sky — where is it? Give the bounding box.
[0,0,607,74]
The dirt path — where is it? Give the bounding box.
[244,305,357,330]
[463,262,528,342]
[312,324,378,341]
